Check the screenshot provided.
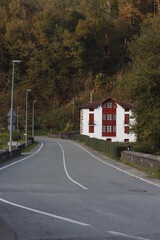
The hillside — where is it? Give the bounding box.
[0,0,160,153]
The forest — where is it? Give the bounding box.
[0,0,160,153]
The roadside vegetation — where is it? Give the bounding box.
[121,159,160,179]
[21,141,39,153]
[0,130,32,150]
[77,134,129,160]
[78,134,160,179]
[0,132,9,150]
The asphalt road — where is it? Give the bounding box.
[0,137,160,240]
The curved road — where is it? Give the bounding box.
[0,137,160,240]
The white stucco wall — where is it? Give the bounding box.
[80,109,89,136]
[80,104,136,142]
[93,106,102,139]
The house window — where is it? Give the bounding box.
[102,126,105,132]
[107,102,112,108]
[107,126,112,132]
[125,114,129,124]
[113,114,116,121]
[113,102,116,108]
[89,126,94,133]
[113,126,116,132]
[89,114,94,124]
[124,126,129,134]
[89,108,94,112]
[107,114,112,120]
[102,114,106,120]
[102,103,106,108]
[124,139,129,142]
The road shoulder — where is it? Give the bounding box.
[0,216,18,240]
[72,140,160,188]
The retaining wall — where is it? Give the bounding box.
[121,151,160,170]
[0,149,21,164]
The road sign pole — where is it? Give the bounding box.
[9,62,14,158]
[9,60,21,158]
[26,89,31,148]
[26,91,28,148]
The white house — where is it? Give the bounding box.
[80,97,136,142]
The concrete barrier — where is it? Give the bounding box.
[121,151,160,170]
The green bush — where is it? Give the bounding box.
[64,121,74,132]
[77,135,128,159]
[12,131,21,141]
[0,132,9,149]
[132,142,152,154]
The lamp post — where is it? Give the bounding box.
[9,60,21,158]
[32,100,37,138]
[17,106,20,131]
[26,89,31,148]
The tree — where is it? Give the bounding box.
[115,14,160,153]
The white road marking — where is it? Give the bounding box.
[0,142,43,171]
[107,231,151,240]
[72,142,160,189]
[55,142,88,190]
[0,197,90,227]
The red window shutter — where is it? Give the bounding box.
[124,126,129,134]
[125,114,129,124]
[89,114,94,124]
[89,126,94,133]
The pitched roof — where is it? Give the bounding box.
[80,97,135,110]
[113,99,135,109]
[80,98,107,109]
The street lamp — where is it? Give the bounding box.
[32,100,37,138]
[17,106,20,131]
[26,89,31,148]
[9,60,21,158]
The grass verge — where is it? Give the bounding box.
[21,141,39,153]
[121,159,160,179]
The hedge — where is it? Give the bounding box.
[77,135,128,159]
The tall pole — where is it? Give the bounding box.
[32,100,37,138]
[17,106,20,131]
[73,98,75,127]
[9,60,21,158]
[9,62,14,158]
[26,89,31,148]
[90,91,93,103]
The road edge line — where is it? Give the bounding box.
[0,197,90,227]
[0,142,43,171]
[72,142,160,189]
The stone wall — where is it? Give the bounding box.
[48,131,80,140]
[60,131,80,140]
[121,151,160,170]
